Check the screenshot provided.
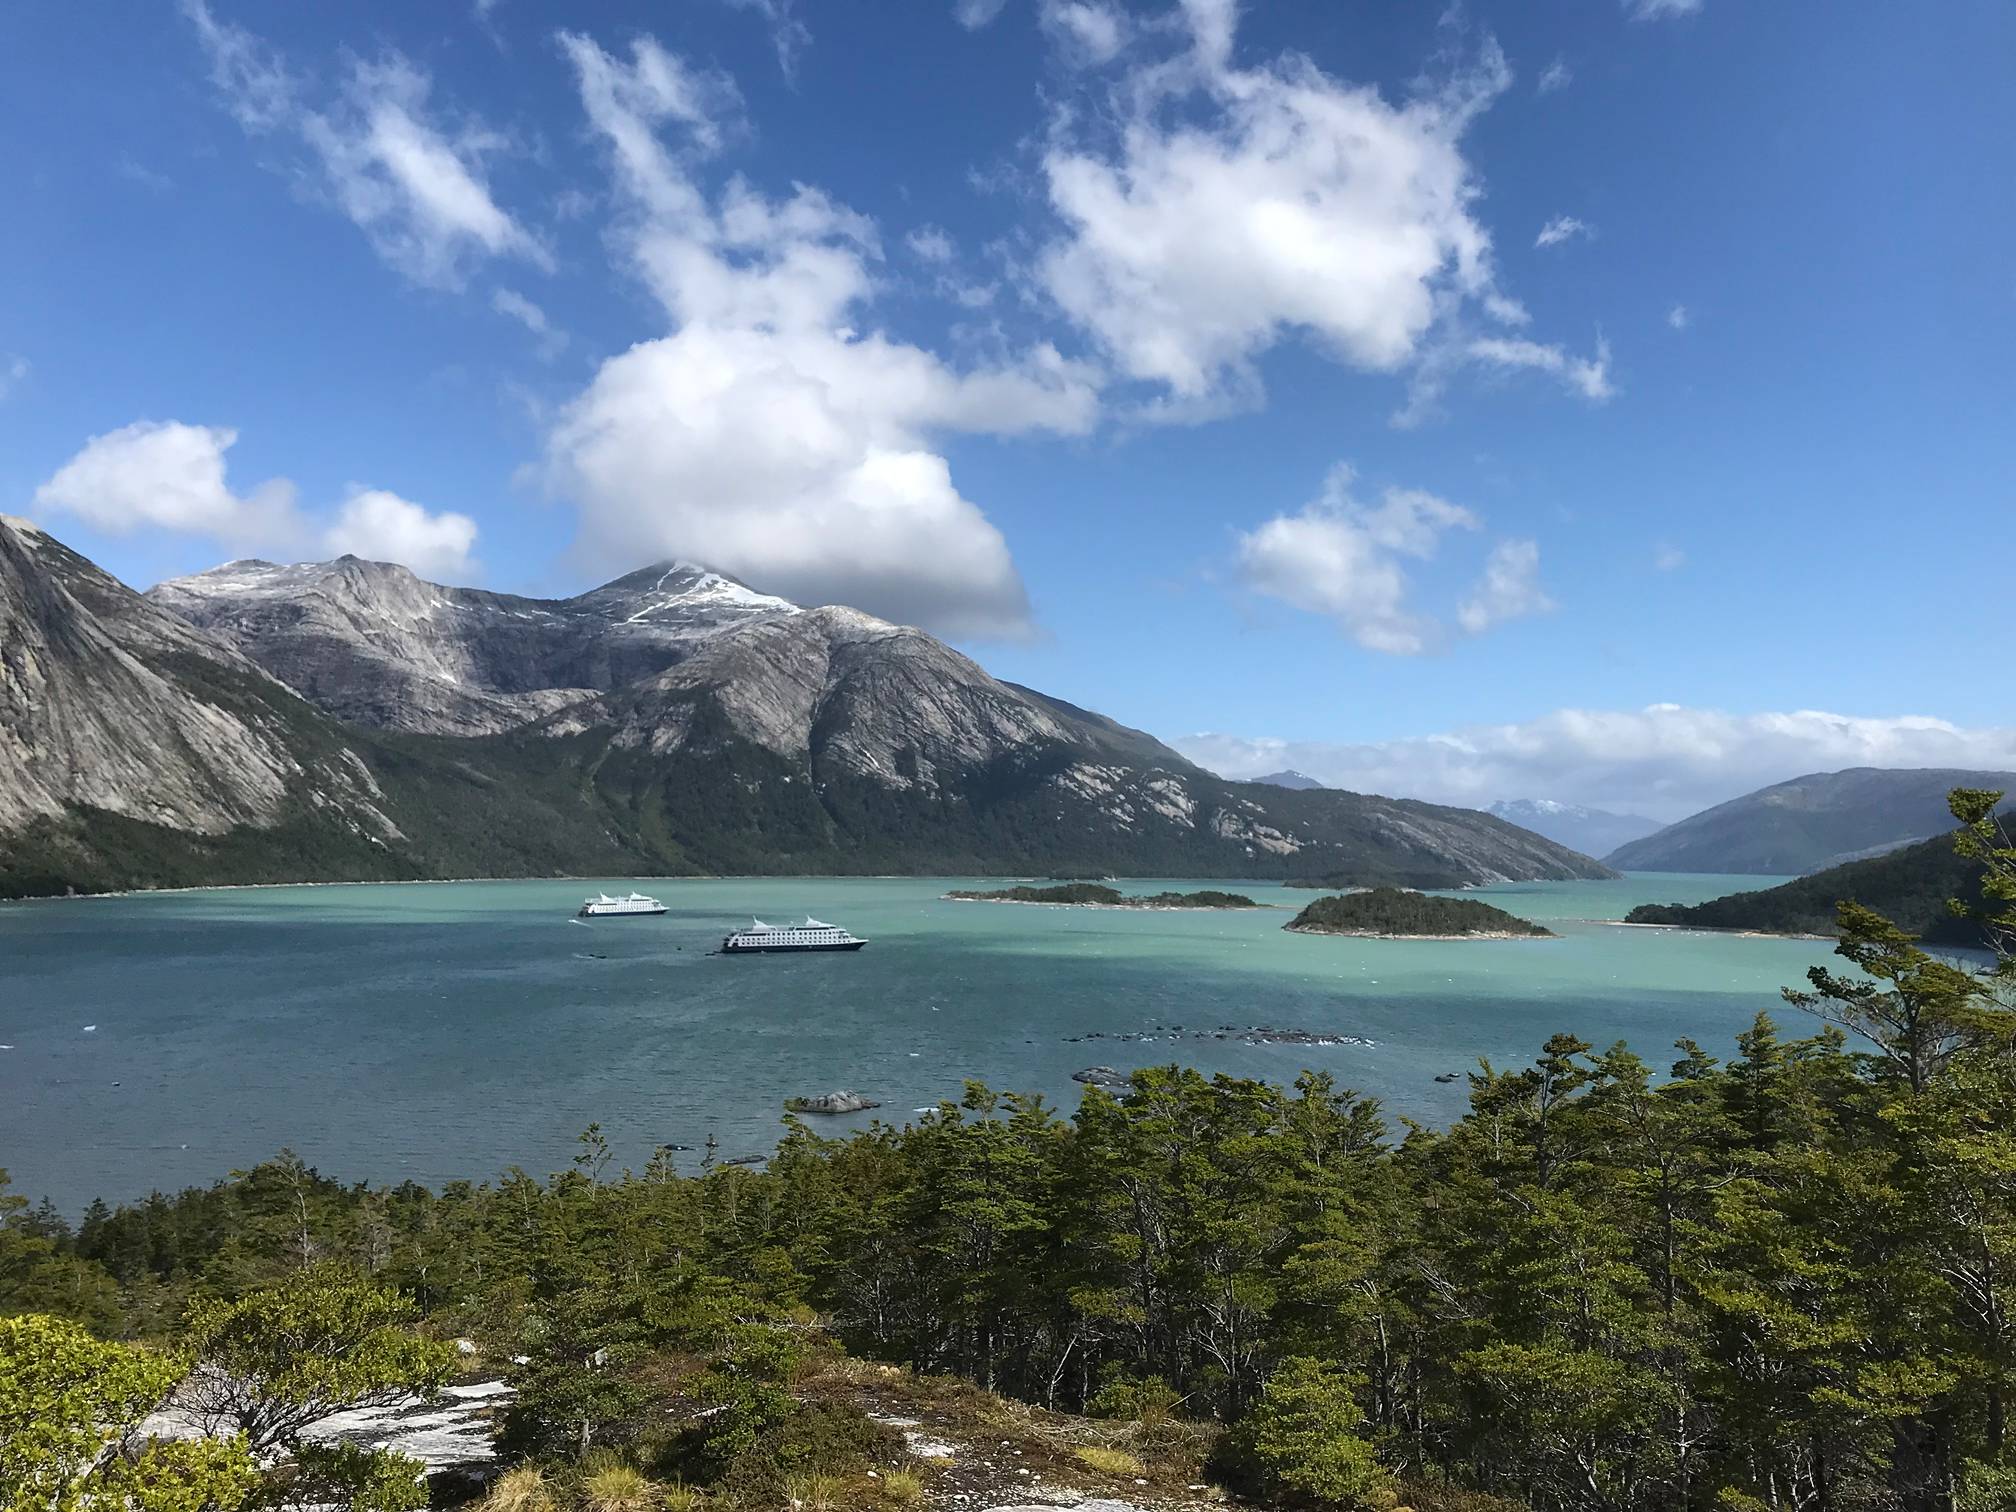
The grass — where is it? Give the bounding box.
[1072,1446,1148,1477]
[481,1467,558,1512]
[660,1484,706,1512]
[583,1465,657,1512]
[879,1470,924,1504]
[784,1472,846,1512]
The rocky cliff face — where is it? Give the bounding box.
[0,516,394,842]
[148,557,798,737]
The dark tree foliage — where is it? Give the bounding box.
[946,884,1257,907]
[1285,888,1553,937]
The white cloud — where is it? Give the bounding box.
[1457,538,1554,633]
[1038,12,1508,408]
[1654,540,1687,572]
[323,488,478,578]
[1041,1,1132,65]
[1536,57,1572,94]
[1469,335,1615,401]
[1627,0,1703,19]
[907,226,955,263]
[34,421,305,551]
[1235,465,1493,655]
[0,354,27,402]
[953,0,1011,28]
[32,420,477,575]
[492,287,566,356]
[1032,5,1602,420]
[1667,303,1690,330]
[1175,707,2016,822]
[185,3,545,289]
[1534,214,1591,249]
[545,33,1098,639]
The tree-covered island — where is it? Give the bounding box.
[1285,885,1555,938]
[945,883,1259,907]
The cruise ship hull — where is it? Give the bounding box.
[722,940,867,954]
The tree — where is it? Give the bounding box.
[1228,1357,1397,1511]
[175,1267,452,1507]
[0,1313,259,1512]
[1785,900,2001,1093]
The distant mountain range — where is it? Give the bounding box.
[1486,799,1663,859]
[1603,767,2016,875]
[1252,769,1325,791]
[0,519,1613,897]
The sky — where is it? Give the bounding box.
[2,0,2012,821]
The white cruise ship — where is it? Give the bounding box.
[720,917,867,954]
[578,891,667,918]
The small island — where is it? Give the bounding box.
[945,883,1259,909]
[1284,887,1555,940]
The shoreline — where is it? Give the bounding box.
[1603,920,1834,942]
[943,895,1273,912]
[1283,924,1555,941]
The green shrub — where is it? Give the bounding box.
[1959,1460,2016,1512]
[713,1402,901,1506]
[1086,1375,1182,1424]
[1223,1358,1396,1512]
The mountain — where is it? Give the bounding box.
[1623,829,1987,944]
[0,516,424,895]
[1603,767,2016,875]
[2,521,1615,896]
[148,557,797,737]
[1487,799,1664,859]
[1253,769,1325,790]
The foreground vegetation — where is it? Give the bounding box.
[945,883,1258,907]
[1285,886,1553,938]
[4,790,2013,1512]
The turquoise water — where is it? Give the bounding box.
[0,873,1825,1212]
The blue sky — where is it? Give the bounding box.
[2,0,2012,818]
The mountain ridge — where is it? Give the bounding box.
[1488,798,1664,859]
[2,521,1615,897]
[1603,767,2016,874]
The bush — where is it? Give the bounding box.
[1222,1358,1397,1512]
[1086,1375,1182,1424]
[1959,1460,2016,1512]
[713,1401,901,1506]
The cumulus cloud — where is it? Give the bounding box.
[544,33,1097,638]
[1667,303,1690,330]
[1235,465,1547,654]
[1175,707,2016,822]
[1627,0,1702,19]
[1457,538,1554,633]
[323,488,479,577]
[184,2,546,289]
[1031,3,1607,419]
[33,420,477,577]
[1534,214,1591,248]
[1536,57,1572,94]
[34,421,306,551]
[907,226,955,264]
